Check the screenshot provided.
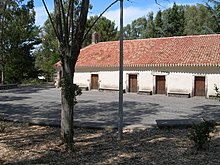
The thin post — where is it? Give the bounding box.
[118,0,123,140]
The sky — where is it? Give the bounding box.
[32,0,206,27]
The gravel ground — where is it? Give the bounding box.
[0,121,220,165]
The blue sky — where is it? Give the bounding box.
[33,0,205,27]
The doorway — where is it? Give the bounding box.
[91,74,99,90]
[156,76,166,94]
[194,76,205,96]
[129,74,137,93]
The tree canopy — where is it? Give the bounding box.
[123,2,219,40]
[34,15,59,81]
[83,15,118,47]
[0,0,41,84]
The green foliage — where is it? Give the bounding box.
[123,2,219,40]
[184,4,215,35]
[214,84,220,101]
[214,84,220,97]
[61,79,82,105]
[124,16,147,39]
[123,24,132,39]
[0,125,6,133]
[154,10,164,37]
[131,17,147,39]
[206,0,220,33]
[0,0,41,84]
[0,115,6,133]
[83,15,118,47]
[145,12,156,38]
[161,3,185,37]
[189,119,217,150]
[21,78,43,85]
[34,14,60,82]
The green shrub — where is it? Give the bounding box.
[0,125,5,133]
[189,119,217,150]
[21,78,42,85]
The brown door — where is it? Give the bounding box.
[194,76,205,96]
[156,76,166,94]
[129,74,137,93]
[91,74,99,90]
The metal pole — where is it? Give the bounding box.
[118,0,123,140]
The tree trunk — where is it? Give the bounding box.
[1,68,3,85]
[60,49,75,150]
[51,0,89,150]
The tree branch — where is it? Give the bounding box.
[42,0,60,42]
[72,0,89,58]
[59,0,68,46]
[54,0,63,43]
[82,0,120,43]
[68,0,74,47]
[155,0,162,6]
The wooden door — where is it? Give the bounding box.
[156,76,166,94]
[194,76,205,96]
[91,74,99,90]
[129,74,137,93]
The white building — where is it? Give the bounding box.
[54,34,220,98]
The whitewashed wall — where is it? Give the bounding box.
[74,72,91,88]
[167,73,193,94]
[207,74,220,96]
[99,71,119,89]
[73,66,220,97]
[136,71,153,91]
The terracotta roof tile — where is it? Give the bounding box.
[57,34,220,68]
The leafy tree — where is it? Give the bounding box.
[206,0,220,33]
[123,24,132,40]
[162,3,185,36]
[0,0,41,84]
[124,2,219,40]
[184,4,216,35]
[34,16,59,81]
[130,16,147,39]
[123,16,148,40]
[145,12,156,38]
[154,10,164,37]
[83,15,118,47]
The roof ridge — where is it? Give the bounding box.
[82,34,220,48]
[126,34,220,42]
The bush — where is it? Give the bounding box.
[214,84,220,97]
[189,119,217,150]
[0,125,5,133]
[21,78,42,85]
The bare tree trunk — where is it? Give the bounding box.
[60,48,75,149]
[43,0,89,150]
[1,68,3,85]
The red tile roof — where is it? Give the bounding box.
[55,34,220,68]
